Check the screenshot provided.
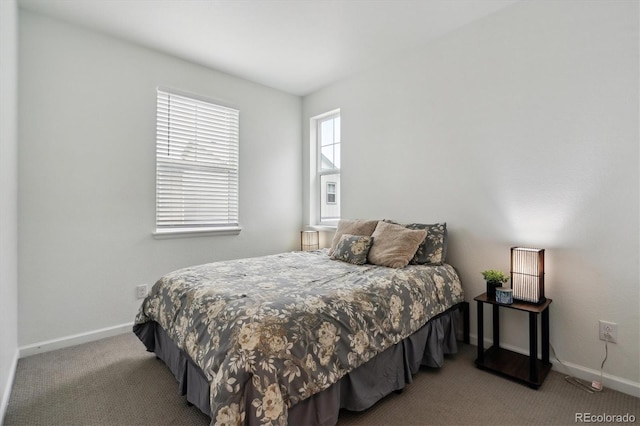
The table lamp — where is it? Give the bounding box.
[301,230,319,251]
[511,247,545,303]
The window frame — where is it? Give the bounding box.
[313,110,341,227]
[153,87,241,238]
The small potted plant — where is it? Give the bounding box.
[482,269,510,299]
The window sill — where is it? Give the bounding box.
[153,226,242,239]
[308,225,337,232]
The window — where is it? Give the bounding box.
[326,182,337,204]
[316,111,340,224]
[155,88,240,235]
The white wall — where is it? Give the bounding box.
[18,11,302,347]
[303,1,639,393]
[0,0,19,420]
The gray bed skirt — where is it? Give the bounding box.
[134,303,467,426]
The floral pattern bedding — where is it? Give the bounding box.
[134,249,464,426]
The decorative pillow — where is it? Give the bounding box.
[328,219,379,255]
[385,220,448,265]
[367,221,427,268]
[330,234,374,265]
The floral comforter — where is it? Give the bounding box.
[134,249,464,425]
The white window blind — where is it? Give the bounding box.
[156,89,240,233]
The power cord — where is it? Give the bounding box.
[550,334,609,394]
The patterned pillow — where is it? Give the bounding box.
[330,234,374,265]
[328,219,379,256]
[384,220,448,265]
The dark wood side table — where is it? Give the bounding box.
[474,292,552,389]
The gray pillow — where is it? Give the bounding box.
[330,234,374,265]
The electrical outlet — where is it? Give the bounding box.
[599,320,617,343]
[136,284,148,299]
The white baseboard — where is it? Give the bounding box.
[553,357,640,398]
[0,348,19,425]
[469,333,640,398]
[19,322,134,358]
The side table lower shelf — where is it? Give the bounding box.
[475,346,552,389]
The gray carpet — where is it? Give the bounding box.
[4,333,639,426]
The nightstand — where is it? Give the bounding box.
[474,292,552,389]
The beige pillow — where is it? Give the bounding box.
[367,221,428,268]
[329,219,379,255]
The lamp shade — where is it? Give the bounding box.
[301,230,319,251]
[510,247,545,303]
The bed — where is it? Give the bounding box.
[134,220,467,425]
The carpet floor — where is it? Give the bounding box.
[4,333,639,425]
